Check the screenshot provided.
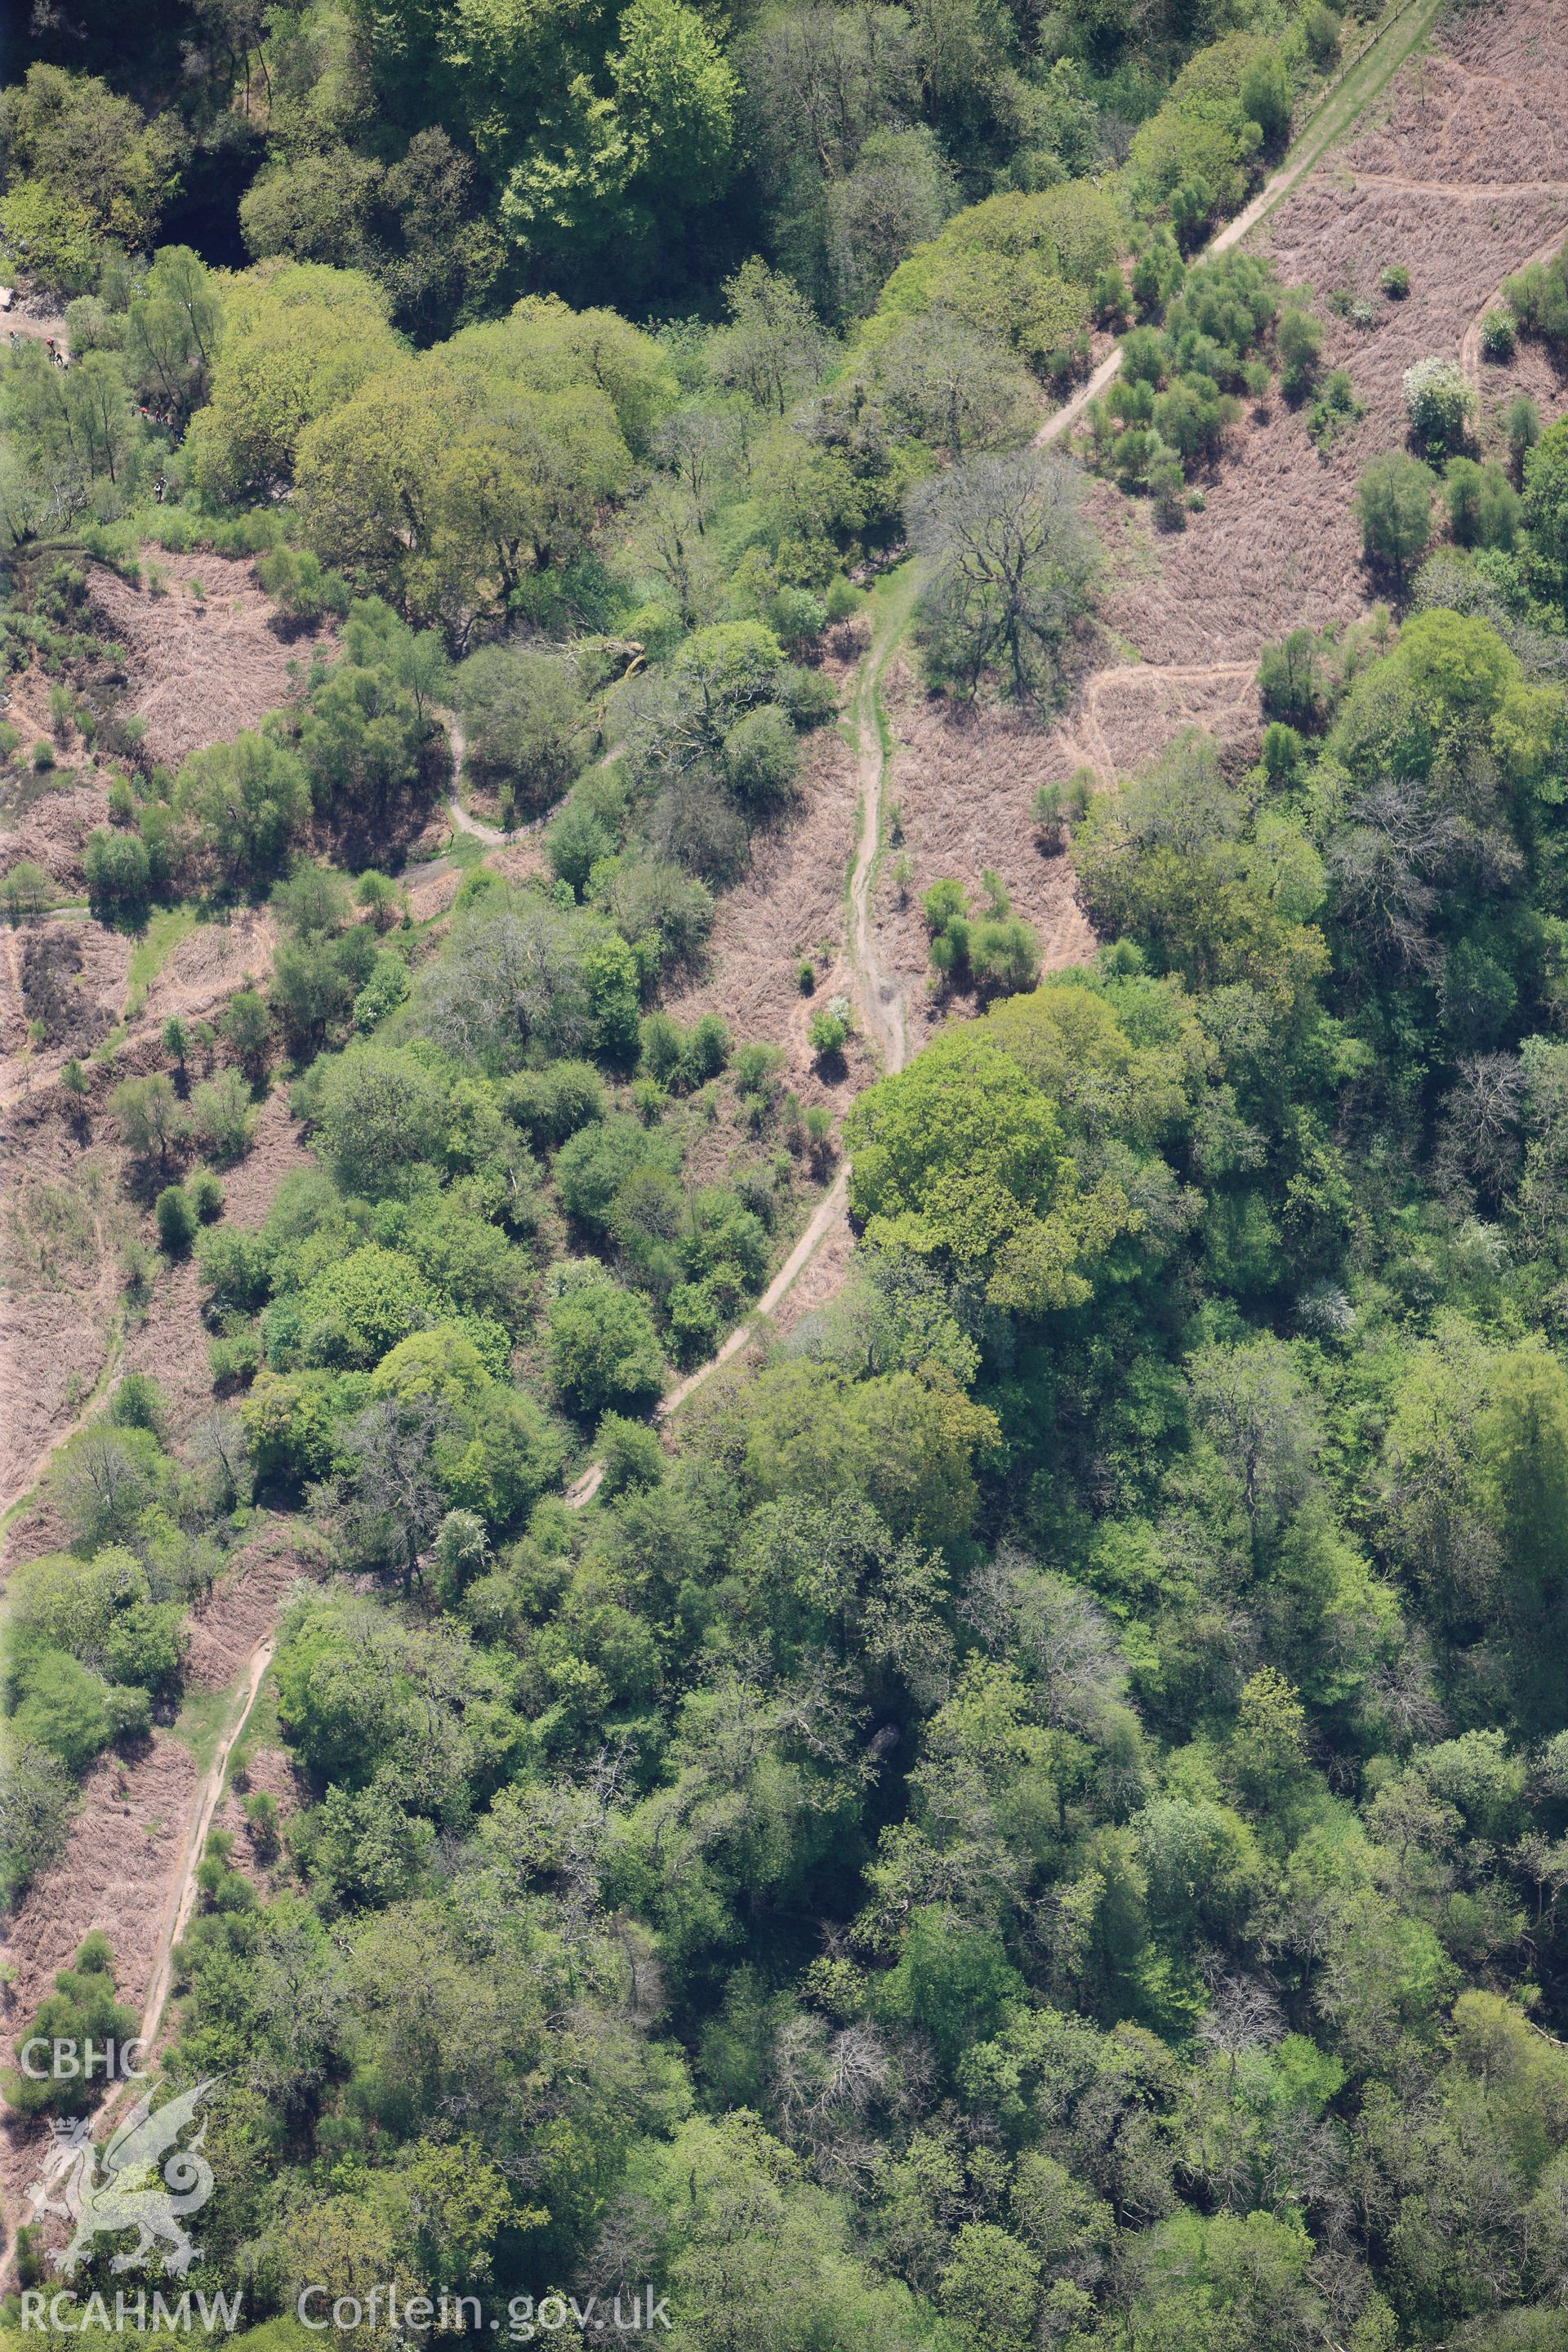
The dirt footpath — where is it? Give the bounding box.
[657,2,1568,1069]
[0,1526,318,2256]
[1098,0,1568,684]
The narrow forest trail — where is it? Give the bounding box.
[1030,0,1447,461]
[0,1626,278,2284]
[843,564,924,1077]
[564,0,1531,1499]
[1462,226,1568,393]
[2,2,1512,2165]
[92,1630,278,2136]
[439,707,522,844]
[564,564,922,1503]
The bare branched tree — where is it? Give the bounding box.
[1433,1051,1526,1208]
[323,1396,453,1592]
[415,898,590,1067]
[906,450,1098,702]
[768,2009,893,2187]
[961,1547,1128,1731]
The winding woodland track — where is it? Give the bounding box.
[88,1632,278,2140]
[843,565,924,1077]
[569,0,1469,1487]
[440,708,523,844]
[564,564,921,1502]
[1461,226,1568,394]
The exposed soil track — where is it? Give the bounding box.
[1461,227,1568,394]
[0,1532,314,2267]
[568,572,918,1499]
[575,0,1546,1479]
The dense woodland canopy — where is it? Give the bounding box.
[10,0,1568,2349]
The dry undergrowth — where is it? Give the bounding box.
[87,550,334,769]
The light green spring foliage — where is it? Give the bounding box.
[20,7,1568,2348]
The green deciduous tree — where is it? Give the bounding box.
[1355,450,1434,591]
[313,1047,449,1197]
[547,1266,664,1415]
[173,730,310,893]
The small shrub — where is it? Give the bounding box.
[921,878,968,937]
[681,1012,732,1088]
[1356,450,1435,590]
[84,827,151,915]
[221,990,271,1080]
[1507,394,1541,485]
[1261,722,1304,786]
[1094,266,1129,330]
[1278,307,1324,403]
[256,546,351,624]
[1379,264,1410,299]
[595,1411,666,1499]
[1445,457,1521,550]
[188,1169,225,1224]
[1306,368,1365,455]
[31,740,55,772]
[209,1327,261,1390]
[350,953,410,1033]
[122,1238,157,1309]
[1303,1,1339,67]
[803,1102,835,1169]
[355,871,402,933]
[807,1000,852,1064]
[1479,310,1516,362]
[765,587,828,658]
[1402,356,1472,459]
[155,1185,197,1258]
[1258,629,1324,730]
[242,1791,280,1861]
[2,860,55,923]
[1033,772,1094,850]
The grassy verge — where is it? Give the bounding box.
[853,561,924,901]
[170,1677,240,1777]
[1218,0,1446,250]
[123,906,197,1020]
[223,1661,283,1789]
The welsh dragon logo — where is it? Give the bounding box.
[25,2079,221,2277]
